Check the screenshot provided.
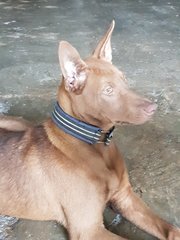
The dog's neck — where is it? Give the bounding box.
[51,81,115,145]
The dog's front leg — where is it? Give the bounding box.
[112,179,180,240]
[69,226,128,240]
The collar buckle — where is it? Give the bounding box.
[103,126,115,145]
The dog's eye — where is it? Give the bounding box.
[103,86,113,96]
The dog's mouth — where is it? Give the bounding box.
[115,104,157,126]
[116,121,130,126]
[115,116,153,126]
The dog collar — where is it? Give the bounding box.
[51,102,115,145]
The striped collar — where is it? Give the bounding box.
[51,102,115,145]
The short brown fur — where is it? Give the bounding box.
[0,21,179,239]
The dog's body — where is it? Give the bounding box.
[0,21,180,240]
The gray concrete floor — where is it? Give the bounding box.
[0,0,180,239]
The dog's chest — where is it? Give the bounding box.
[74,155,120,204]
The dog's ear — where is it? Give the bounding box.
[92,20,115,63]
[59,41,87,93]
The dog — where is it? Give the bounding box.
[0,21,180,240]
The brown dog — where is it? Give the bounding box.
[0,21,180,240]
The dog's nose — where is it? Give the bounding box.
[141,101,157,115]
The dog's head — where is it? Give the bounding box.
[58,21,157,128]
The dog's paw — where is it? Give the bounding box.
[168,227,180,240]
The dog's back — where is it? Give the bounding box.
[0,116,31,131]
[0,124,57,220]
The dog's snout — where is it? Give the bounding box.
[141,100,157,115]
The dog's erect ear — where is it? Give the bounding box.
[59,41,87,93]
[92,20,115,63]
